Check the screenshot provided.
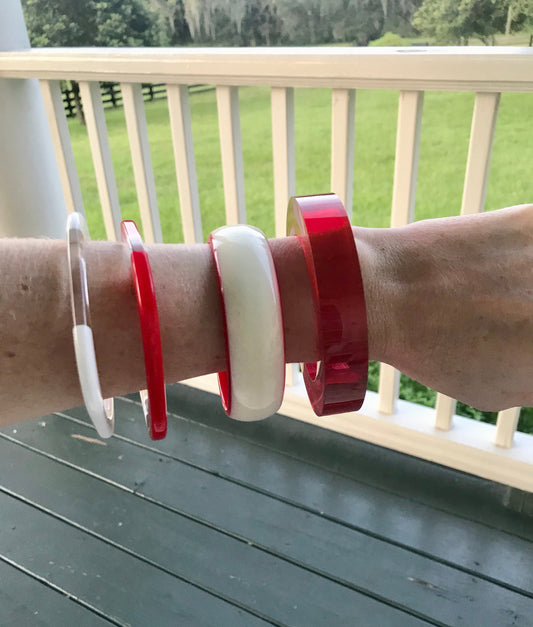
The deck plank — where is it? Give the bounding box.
[0,437,429,627]
[2,407,532,626]
[0,558,113,626]
[65,389,533,597]
[162,385,533,538]
[0,490,270,627]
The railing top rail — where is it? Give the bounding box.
[1,46,533,91]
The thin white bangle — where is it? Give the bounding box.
[67,212,114,439]
[209,225,285,421]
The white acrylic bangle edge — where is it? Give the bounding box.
[67,212,115,438]
[72,324,114,439]
[211,225,285,421]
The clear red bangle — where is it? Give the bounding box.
[287,193,368,416]
[121,220,167,440]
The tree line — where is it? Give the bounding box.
[413,0,533,45]
[22,0,422,48]
[22,0,533,49]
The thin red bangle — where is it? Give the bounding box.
[121,220,167,440]
[287,194,368,416]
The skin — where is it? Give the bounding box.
[0,204,532,427]
[369,204,533,411]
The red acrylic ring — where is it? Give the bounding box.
[287,193,368,416]
[207,233,232,415]
[121,220,167,440]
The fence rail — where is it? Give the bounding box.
[61,81,211,118]
[1,46,533,490]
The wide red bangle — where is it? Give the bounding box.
[287,193,368,416]
[121,220,167,440]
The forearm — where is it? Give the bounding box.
[0,237,324,424]
[0,232,388,426]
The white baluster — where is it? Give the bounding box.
[167,84,202,244]
[40,79,84,215]
[121,82,162,243]
[216,86,246,225]
[330,88,355,218]
[461,92,501,215]
[271,86,297,387]
[495,407,521,449]
[79,81,121,241]
[434,395,456,431]
[271,87,295,237]
[379,91,424,415]
[434,92,500,430]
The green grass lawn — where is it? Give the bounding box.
[68,84,533,431]
[69,86,533,240]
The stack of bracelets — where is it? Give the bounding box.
[66,193,368,440]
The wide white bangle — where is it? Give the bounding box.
[67,212,114,439]
[209,225,285,421]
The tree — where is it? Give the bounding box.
[240,0,283,46]
[343,0,384,45]
[504,0,533,40]
[277,0,384,46]
[22,0,158,47]
[276,0,333,45]
[211,7,240,44]
[94,0,158,46]
[413,0,507,45]
[147,0,191,45]
[261,3,284,45]
[22,0,95,47]
[181,0,282,46]
[381,0,423,36]
[183,0,246,42]
[22,0,158,124]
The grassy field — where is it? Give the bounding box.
[69,86,533,240]
[68,84,533,431]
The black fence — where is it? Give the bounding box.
[62,82,167,118]
[61,82,212,119]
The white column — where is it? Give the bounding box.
[0,0,67,238]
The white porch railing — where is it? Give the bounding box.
[1,45,533,490]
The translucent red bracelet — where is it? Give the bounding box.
[287,193,368,416]
[121,220,167,440]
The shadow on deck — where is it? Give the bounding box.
[1,383,532,626]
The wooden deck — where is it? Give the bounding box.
[1,384,532,626]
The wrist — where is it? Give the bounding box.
[352,226,398,365]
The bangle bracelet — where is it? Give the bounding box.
[121,220,167,440]
[67,212,114,439]
[287,194,368,416]
[208,225,285,421]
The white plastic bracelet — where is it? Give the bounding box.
[208,225,285,421]
[67,212,114,439]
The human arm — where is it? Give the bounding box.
[0,235,321,425]
[0,204,532,427]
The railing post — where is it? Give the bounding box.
[0,0,67,238]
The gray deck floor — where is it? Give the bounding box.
[1,383,532,626]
